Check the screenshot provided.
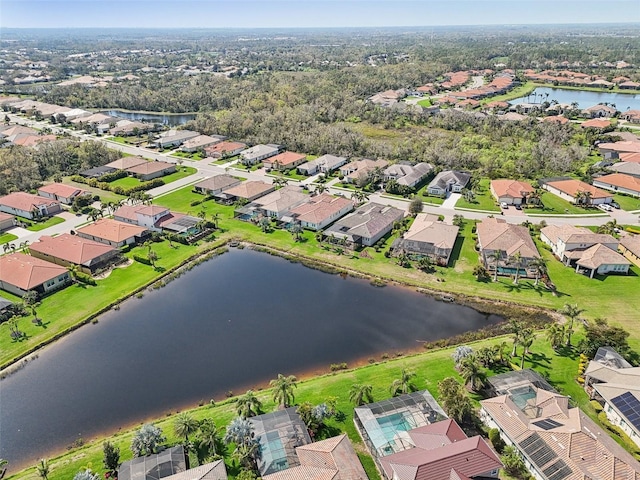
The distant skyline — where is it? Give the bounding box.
[1,0,639,29]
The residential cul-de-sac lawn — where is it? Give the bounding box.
[524,191,601,215]
[455,178,500,212]
[25,215,66,232]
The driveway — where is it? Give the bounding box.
[442,193,461,209]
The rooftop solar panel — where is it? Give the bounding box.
[533,418,563,430]
[543,459,572,480]
[611,391,640,431]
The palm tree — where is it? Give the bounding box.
[546,323,566,351]
[173,412,198,444]
[147,249,158,268]
[574,191,585,206]
[36,459,49,480]
[529,257,547,286]
[582,191,592,207]
[519,328,535,369]
[351,190,369,206]
[314,184,328,194]
[197,419,220,458]
[289,223,303,242]
[508,251,523,285]
[560,303,584,347]
[349,384,374,406]
[236,390,263,418]
[508,319,522,357]
[2,243,9,254]
[459,355,487,391]
[270,374,297,408]
[486,251,501,282]
[597,220,618,235]
[389,369,417,396]
[210,213,220,229]
[0,459,7,480]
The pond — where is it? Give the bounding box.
[510,86,640,111]
[99,109,196,126]
[0,248,503,470]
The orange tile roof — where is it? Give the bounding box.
[0,252,68,290]
[29,234,117,265]
[546,179,611,199]
[0,212,14,222]
[204,141,247,154]
[0,192,59,211]
[38,182,88,198]
[222,180,274,199]
[581,118,611,128]
[620,152,640,163]
[595,173,640,193]
[289,193,353,224]
[542,115,569,124]
[491,179,534,199]
[266,151,306,167]
[105,156,148,170]
[76,218,147,243]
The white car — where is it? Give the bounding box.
[598,204,612,212]
[500,202,508,209]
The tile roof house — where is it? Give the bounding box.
[29,234,120,274]
[593,173,640,197]
[263,151,307,171]
[79,165,118,179]
[214,180,275,204]
[323,202,404,248]
[427,171,471,196]
[581,118,612,129]
[193,175,242,195]
[379,420,502,480]
[235,186,310,221]
[0,252,71,297]
[297,154,347,176]
[543,179,612,205]
[125,161,176,181]
[180,134,224,153]
[113,205,201,235]
[287,193,354,231]
[151,129,200,149]
[391,213,459,265]
[598,141,640,157]
[490,179,534,205]
[583,103,618,118]
[0,192,62,220]
[575,243,631,278]
[262,434,367,480]
[476,218,540,277]
[106,156,148,170]
[480,382,640,480]
[620,152,640,163]
[383,163,433,188]
[161,460,227,480]
[240,144,280,165]
[607,161,640,178]
[340,159,389,184]
[0,212,16,232]
[204,141,247,159]
[76,218,149,247]
[619,235,640,267]
[37,183,90,205]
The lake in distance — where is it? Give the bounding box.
[99,110,196,126]
[511,86,640,111]
[0,248,503,470]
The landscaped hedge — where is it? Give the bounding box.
[99,170,129,183]
[133,255,152,266]
[70,175,165,196]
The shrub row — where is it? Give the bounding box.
[133,255,152,265]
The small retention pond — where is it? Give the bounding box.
[511,86,640,111]
[0,248,502,470]
[99,109,196,126]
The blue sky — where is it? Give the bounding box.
[1,0,639,29]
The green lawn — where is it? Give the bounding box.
[0,232,18,244]
[107,167,197,189]
[268,170,306,181]
[62,177,125,204]
[417,98,433,107]
[613,193,640,212]
[524,192,600,215]
[233,162,262,172]
[480,82,536,104]
[170,151,204,161]
[107,176,141,188]
[25,216,65,232]
[455,179,500,212]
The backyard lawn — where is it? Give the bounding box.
[25,216,65,232]
[107,167,197,189]
[417,98,432,107]
[0,232,18,244]
[62,177,125,204]
[525,192,601,215]
[613,193,640,212]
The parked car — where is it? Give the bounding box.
[500,202,508,209]
[515,204,522,210]
[598,204,612,212]
[611,202,620,209]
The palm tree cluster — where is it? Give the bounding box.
[270,374,297,408]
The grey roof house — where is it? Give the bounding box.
[297,154,348,176]
[391,213,459,265]
[384,162,433,188]
[193,174,242,195]
[323,202,404,248]
[239,144,279,165]
[152,130,200,149]
[427,170,471,196]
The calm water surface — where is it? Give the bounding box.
[511,86,640,111]
[99,110,196,126]
[0,249,502,470]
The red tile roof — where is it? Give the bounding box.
[581,118,611,128]
[266,151,306,167]
[37,182,88,198]
[546,179,612,199]
[0,252,68,290]
[0,192,59,212]
[491,179,534,200]
[76,218,147,243]
[594,173,640,193]
[29,234,117,265]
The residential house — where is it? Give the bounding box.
[248,408,311,477]
[161,461,227,480]
[118,446,187,480]
[0,212,16,232]
[0,192,62,219]
[263,151,307,171]
[620,110,640,123]
[620,152,640,163]
[76,218,149,247]
[235,185,309,221]
[540,224,629,277]
[583,104,617,118]
[37,183,90,205]
[151,129,200,149]
[339,159,389,184]
[620,235,640,267]
[593,173,640,197]
[0,252,71,297]
[383,162,433,188]
[368,89,407,107]
[239,144,279,165]
[262,434,367,480]
[426,170,471,196]
[391,213,459,265]
[297,154,347,176]
[105,156,148,171]
[29,234,120,274]
[378,419,502,480]
[607,161,640,178]
[583,348,640,448]
[204,141,247,159]
[79,165,117,179]
[180,134,224,153]
[490,179,534,205]
[598,141,640,158]
[113,205,201,235]
[287,193,354,231]
[125,161,176,181]
[580,118,612,129]
[323,202,404,248]
[109,120,151,136]
[6,133,57,147]
[480,379,640,480]
[214,180,275,204]
[193,175,241,195]
[619,81,640,90]
[542,178,612,205]
[476,217,540,277]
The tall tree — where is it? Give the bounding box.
[235,390,263,418]
[459,355,487,391]
[508,251,523,285]
[486,251,501,282]
[560,303,584,347]
[197,419,221,458]
[102,441,120,475]
[437,377,472,424]
[546,323,566,351]
[529,257,547,286]
[270,374,298,408]
[174,412,199,444]
[389,369,417,396]
[35,459,49,480]
[518,328,535,369]
[349,384,374,406]
[131,424,166,457]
